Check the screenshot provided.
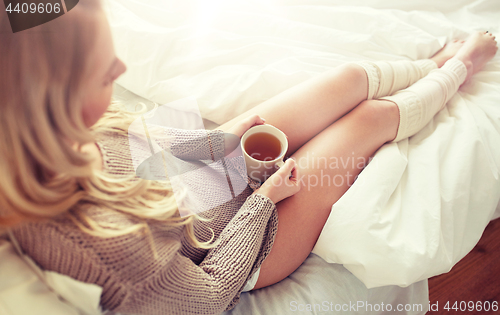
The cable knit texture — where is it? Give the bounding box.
[11,128,279,315]
[381,58,467,142]
[356,59,437,99]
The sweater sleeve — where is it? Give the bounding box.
[115,194,277,315]
[163,128,226,162]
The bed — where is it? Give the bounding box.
[104,0,500,313]
[1,0,499,314]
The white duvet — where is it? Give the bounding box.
[105,0,500,288]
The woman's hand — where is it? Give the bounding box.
[220,115,266,155]
[254,158,301,204]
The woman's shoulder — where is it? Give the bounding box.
[13,204,182,246]
[10,205,184,277]
[10,205,185,309]
[9,214,108,285]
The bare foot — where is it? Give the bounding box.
[430,39,466,68]
[454,31,498,82]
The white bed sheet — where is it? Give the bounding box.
[104,0,500,296]
[224,253,428,315]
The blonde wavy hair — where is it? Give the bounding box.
[0,0,212,249]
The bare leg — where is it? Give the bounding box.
[253,31,497,289]
[220,63,369,155]
[454,31,497,82]
[219,42,462,155]
[430,39,465,68]
[253,99,399,288]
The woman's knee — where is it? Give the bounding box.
[353,99,400,141]
[358,99,398,119]
[327,63,368,88]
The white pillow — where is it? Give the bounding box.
[0,239,103,315]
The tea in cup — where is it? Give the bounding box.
[240,124,288,182]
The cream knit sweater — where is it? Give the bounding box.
[11,128,278,315]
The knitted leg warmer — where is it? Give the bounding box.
[357,59,438,100]
[380,58,468,142]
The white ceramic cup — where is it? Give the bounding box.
[240,124,288,182]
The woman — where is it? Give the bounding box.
[0,0,497,314]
